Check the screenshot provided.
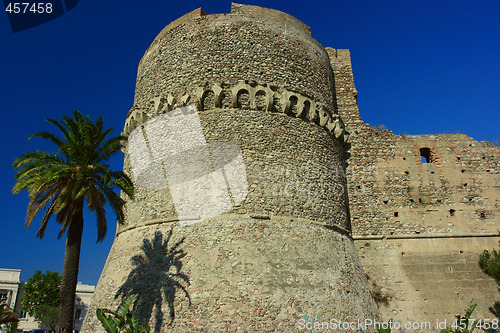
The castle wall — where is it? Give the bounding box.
[121,110,350,234]
[84,218,377,332]
[83,5,380,332]
[358,236,500,324]
[134,5,335,111]
[329,47,500,323]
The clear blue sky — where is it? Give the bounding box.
[1,0,499,286]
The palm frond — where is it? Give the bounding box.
[13,110,134,241]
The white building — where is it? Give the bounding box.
[0,268,94,333]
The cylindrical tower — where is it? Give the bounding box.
[83,4,379,332]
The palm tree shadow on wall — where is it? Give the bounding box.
[116,229,191,331]
[490,301,500,319]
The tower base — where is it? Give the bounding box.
[82,216,379,332]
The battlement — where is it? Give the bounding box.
[230,3,311,35]
[138,4,322,85]
[327,47,352,64]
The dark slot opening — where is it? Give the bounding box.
[420,147,431,163]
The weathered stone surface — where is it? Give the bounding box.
[82,4,379,332]
[84,218,379,332]
[83,4,500,331]
[355,236,500,324]
[328,46,500,324]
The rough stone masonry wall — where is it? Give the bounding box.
[83,5,380,332]
[134,3,336,112]
[328,47,500,324]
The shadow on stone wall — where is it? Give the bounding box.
[490,301,500,319]
[116,229,191,331]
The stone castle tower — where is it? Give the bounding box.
[83,3,500,332]
[82,3,379,332]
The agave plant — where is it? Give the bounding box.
[96,294,150,333]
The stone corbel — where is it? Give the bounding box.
[194,87,205,111]
[153,94,176,115]
[252,85,273,111]
[318,106,331,127]
[212,83,224,108]
[308,102,320,123]
[280,91,300,115]
[331,117,345,139]
[180,94,191,106]
[231,81,250,108]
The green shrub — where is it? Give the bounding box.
[479,242,500,285]
[96,294,150,333]
[440,304,479,333]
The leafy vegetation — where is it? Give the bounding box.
[22,270,61,330]
[438,303,500,333]
[366,274,391,306]
[0,304,19,324]
[96,295,150,333]
[479,241,500,285]
[36,304,61,331]
[13,110,134,332]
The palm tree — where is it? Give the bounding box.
[13,110,134,333]
[0,303,19,324]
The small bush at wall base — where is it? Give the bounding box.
[96,294,150,333]
[479,241,500,285]
[439,304,482,333]
[366,275,391,306]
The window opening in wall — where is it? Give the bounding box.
[463,183,467,187]
[449,209,455,216]
[480,212,486,219]
[419,198,423,203]
[394,212,399,217]
[20,310,27,318]
[405,171,409,175]
[409,198,414,203]
[420,147,431,163]
[457,157,461,160]
[403,157,406,160]
[383,200,388,204]
[75,309,82,320]
[461,169,465,173]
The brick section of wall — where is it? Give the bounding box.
[329,45,500,323]
[328,48,500,236]
[83,219,379,332]
[121,109,351,233]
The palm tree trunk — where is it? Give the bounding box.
[58,200,84,333]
